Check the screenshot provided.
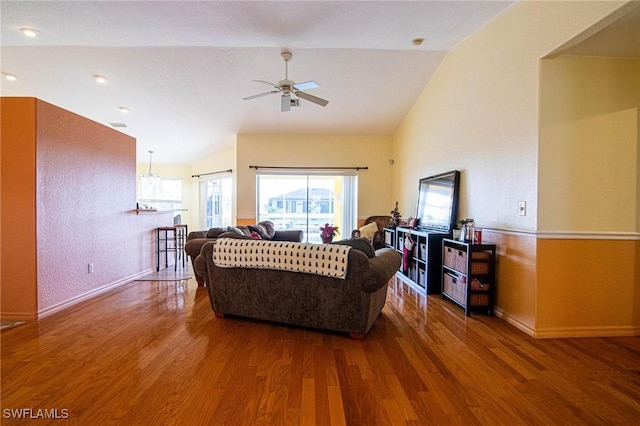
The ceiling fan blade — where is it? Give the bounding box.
[293,81,319,91]
[281,94,291,112]
[243,91,277,101]
[253,79,278,87]
[295,91,329,107]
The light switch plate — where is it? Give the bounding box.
[518,201,526,216]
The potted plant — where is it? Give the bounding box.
[389,201,401,228]
[319,223,339,243]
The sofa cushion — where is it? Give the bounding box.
[332,237,376,258]
[359,221,379,241]
[257,221,276,239]
[217,232,253,240]
[206,227,227,238]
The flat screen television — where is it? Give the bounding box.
[415,170,460,233]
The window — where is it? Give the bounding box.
[138,176,182,211]
[257,170,358,243]
[199,174,232,229]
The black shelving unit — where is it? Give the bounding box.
[384,227,450,294]
[441,238,496,316]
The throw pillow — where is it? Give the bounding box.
[236,226,253,237]
[359,221,379,241]
[206,227,227,239]
[257,221,276,239]
[226,226,252,237]
[331,238,376,258]
[248,224,270,240]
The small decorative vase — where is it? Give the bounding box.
[321,235,333,244]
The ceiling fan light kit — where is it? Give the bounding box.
[243,51,329,112]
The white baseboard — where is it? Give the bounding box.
[493,307,536,337]
[37,269,154,319]
[494,307,640,338]
[532,325,640,339]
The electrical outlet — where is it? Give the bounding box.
[88,263,94,274]
[518,201,526,216]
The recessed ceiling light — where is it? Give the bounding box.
[94,74,108,84]
[2,72,18,82]
[110,122,127,128]
[19,27,40,38]
[412,38,425,46]
[119,107,130,114]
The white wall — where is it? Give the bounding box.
[539,56,640,233]
[392,0,629,233]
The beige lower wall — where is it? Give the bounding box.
[481,230,537,335]
[478,231,639,338]
[536,238,640,338]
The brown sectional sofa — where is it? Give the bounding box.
[194,238,401,339]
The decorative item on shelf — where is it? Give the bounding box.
[458,218,475,242]
[470,278,489,291]
[389,201,401,227]
[399,216,418,229]
[319,223,339,243]
[402,233,414,273]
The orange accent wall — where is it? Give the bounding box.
[480,230,537,334]
[1,98,38,319]
[1,97,172,320]
[536,238,640,337]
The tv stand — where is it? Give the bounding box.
[384,227,451,294]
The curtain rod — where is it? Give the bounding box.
[249,166,368,171]
[191,169,233,178]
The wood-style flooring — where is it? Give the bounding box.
[1,273,639,425]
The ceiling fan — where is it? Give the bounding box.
[243,51,329,112]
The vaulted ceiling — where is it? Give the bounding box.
[1,1,514,163]
[2,1,636,164]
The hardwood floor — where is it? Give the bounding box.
[2,274,639,425]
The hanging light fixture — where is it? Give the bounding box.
[142,150,159,179]
[139,150,161,202]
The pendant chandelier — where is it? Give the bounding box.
[139,150,161,200]
[142,150,160,180]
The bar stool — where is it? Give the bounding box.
[175,224,188,267]
[157,225,188,271]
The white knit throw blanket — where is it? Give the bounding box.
[213,238,351,279]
